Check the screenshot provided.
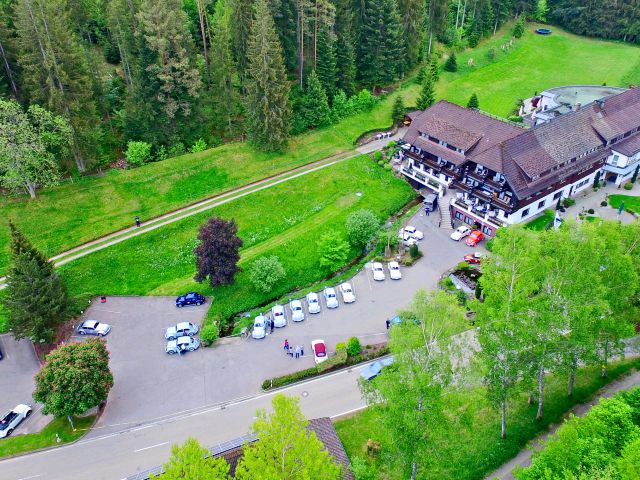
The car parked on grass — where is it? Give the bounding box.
[340,282,356,303]
[388,261,402,280]
[450,225,472,241]
[77,319,111,337]
[464,252,483,264]
[165,321,199,340]
[175,292,205,307]
[359,357,394,381]
[465,230,485,246]
[166,336,200,355]
[0,404,32,438]
[290,299,305,322]
[311,339,328,364]
[372,262,386,281]
[306,292,321,314]
[271,304,287,327]
[323,287,339,309]
[252,315,269,339]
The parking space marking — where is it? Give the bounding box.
[16,474,41,480]
[134,441,169,453]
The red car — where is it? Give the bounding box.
[464,253,482,264]
[465,230,485,246]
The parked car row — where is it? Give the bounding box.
[372,261,402,281]
[450,226,485,246]
[164,321,200,355]
[252,283,357,339]
[0,404,32,438]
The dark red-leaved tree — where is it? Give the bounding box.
[194,217,243,287]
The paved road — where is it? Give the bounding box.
[0,334,51,434]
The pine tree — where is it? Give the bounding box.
[14,0,99,172]
[3,222,69,343]
[0,14,19,99]
[105,0,139,90]
[269,0,298,73]
[397,0,424,68]
[316,23,337,101]
[132,0,202,145]
[229,0,254,83]
[513,17,525,38]
[392,94,406,124]
[299,70,332,129]
[416,72,435,110]
[357,0,405,89]
[443,52,458,72]
[429,56,439,82]
[245,0,291,151]
[334,0,357,96]
[467,93,479,109]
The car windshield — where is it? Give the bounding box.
[309,298,317,303]
[84,321,98,329]
[328,293,335,298]
[275,311,282,316]
[293,305,301,310]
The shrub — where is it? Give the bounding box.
[351,456,375,480]
[563,197,576,207]
[262,367,319,390]
[457,261,470,270]
[373,151,382,162]
[485,237,495,252]
[347,337,361,357]
[384,163,391,171]
[601,201,608,207]
[200,322,220,346]
[346,209,380,250]
[487,47,497,60]
[409,243,421,259]
[336,342,347,352]
[249,256,286,293]
[377,160,384,167]
[190,138,207,153]
[155,145,167,161]
[624,182,633,190]
[467,93,479,109]
[587,208,595,214]
[318,345,348,372]
[513,18,525,38]
[456,289,467,306]
[508,115,524,123]
[444,52,457,72]
[168,142,186,157]
[351,89,377,112]
[632,165,639,183]
[125,141,152,167]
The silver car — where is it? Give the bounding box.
[165,321,199,340]
[166,336,200,355]
[77,319,111,336]
[290,299,305,322]
[323,287,339,309]
[306,292,321,314]
[252,315,269,339]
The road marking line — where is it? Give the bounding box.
[16,475,42,480]
[134,441,169,453]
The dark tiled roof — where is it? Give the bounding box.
[215,446,245,477]
[591,87,640,141]
[407,135,466,165]
[612,132,640,156]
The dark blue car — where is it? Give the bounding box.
[176,292,206,308]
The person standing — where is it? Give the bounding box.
[295,345,300,359]
[300,344,304,356]
[386,319,391,330]
[270,319,274,334]
[135,216,141,228]
[284,339,289,352]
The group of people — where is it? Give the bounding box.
[283,339,304,359]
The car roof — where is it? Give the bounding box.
[307,292,318,300]
[290,299,302,306]
[254,316,265,326]
[177,336,192,343]
[272,304,284,312]
[82,320,99,327]
[389,261,399,268]
[324,287,335,293]
[341,282,352,289]
[176,322,192,329]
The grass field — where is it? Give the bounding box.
[335,358,640,480]
[437,24,640,117]
[55,156,415,323]
[0,415,95,459]
[525,209,555,231]
[609,194,640,214]
[0,82,420,277]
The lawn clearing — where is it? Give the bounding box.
[0,415,95,460]
[525,209,554,231]
[437,23,640,117]
[608,194,640,214]
[335,358,640,480]
[55,156,415,325]
[0,82,419,277]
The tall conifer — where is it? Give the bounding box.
[334,0,357,96]
[416,71,435,110]
[316,24,337,101]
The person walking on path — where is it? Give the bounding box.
[284,339,289,352]
[386,319,391,330]
[135,216,141,228]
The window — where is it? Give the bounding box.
[553,191,562,200]
[455,211,463,220]
[482,226,493,236]
[521,208,530,218]
[538,200,546,209]
[610,155,619,166]
[464,216,472,224]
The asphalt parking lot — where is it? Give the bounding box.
[0,334,51,435]
[82,210,484,437]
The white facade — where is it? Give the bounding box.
[603,150,640,186]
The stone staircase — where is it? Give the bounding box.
[438,195,453,230]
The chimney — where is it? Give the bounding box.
[572,102,582,112]
[595,98,605,111]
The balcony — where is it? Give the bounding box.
[467,170,487,183]
[453,180,474,193]
[453,199,508,228]
[491,196,515,211]
[484,176,506,191]
[474,189,493,202]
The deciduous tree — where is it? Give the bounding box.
[250,256,286,293]
[346,208,380,250]
[151,437,230,480]
[194,217,243,288]
[317,232,349,273]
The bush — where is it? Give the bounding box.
[249,256,286,293]
[508,115,524,123]
[155,145,167,162]
[456,261,470,270]
[168,142,186,157]
[373,151,382,162]
[190,138,207,153]
[351,456,375,480]
[409,243,421,259]
[563,197,576,207]
[318,345,348,372]
[200,322,220,346]
[624,182,633,190]
[513,18,525,38]
[347,337,362,357]
[384,163,391,171]
[377,160,384,167]
[262,367,319,390]
[601,201,608,207]
[587,208,595,214]
[485,237,495,252]
[456,289,467,306]
[125,141,152,167]
[487,47,497,61]
[444,52,458,72]
[336,342,347,352]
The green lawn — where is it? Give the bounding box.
[437,24,640,117]
[0,415,95,459]
[55,156,415,323]
[609,194,640,214]
[0,82,420,277]
[335,358,640,480]
[525,209,555,231]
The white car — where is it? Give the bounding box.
[252,314,269,339]
[0,404,32,438]
[306,292,321,314]
[166,336,200,355]
[271,304,287,328]
[311,339,328,364]
[450,225,472,241]
[340,282,356,303]
[290,299,305,322]
[323,287,339,309]
[388,261,402,280]
[403,226,424,240]
[372,262,386,281]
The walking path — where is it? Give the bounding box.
[484,368,640,480]
[0,130,406,290]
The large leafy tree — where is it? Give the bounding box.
[362,290,467,479]
[235,394,342,480]
[3,222,69,343]
[151,437,230,480]
[245,0,291,151]
[14,0,99,172]
[194,217,243,288]
[34,337,113,423]
[346,208,380,250]
[0,99,71,198]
